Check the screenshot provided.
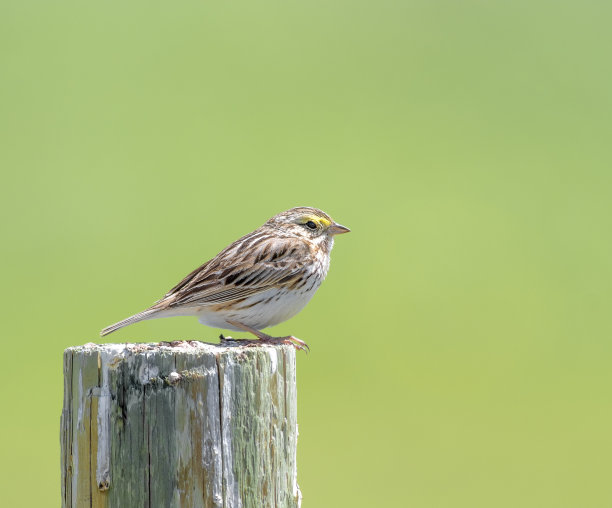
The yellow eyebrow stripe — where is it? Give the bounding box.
[303,216,331,227]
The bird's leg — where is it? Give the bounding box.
[226,320,310,352]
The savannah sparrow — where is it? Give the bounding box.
[100,207,349,350]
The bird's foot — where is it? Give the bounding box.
[219,333,309,352]
[258,335,310,353]
[224,320,309,352]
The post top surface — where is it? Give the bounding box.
[65,341,295,356]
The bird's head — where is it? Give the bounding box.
[266,207,350,248]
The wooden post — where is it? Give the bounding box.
[60,342,301,508]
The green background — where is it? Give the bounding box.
[2,1,611,506]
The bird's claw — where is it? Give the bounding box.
[287,336,310,353]
[267,336,309,353]
[219,333,309,353]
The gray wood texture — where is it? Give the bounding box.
[60,342,301,508]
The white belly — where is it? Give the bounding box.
[195,285,319,331]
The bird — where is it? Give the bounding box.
[100,207,350,350]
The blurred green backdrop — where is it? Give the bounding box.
[2,1,611,506]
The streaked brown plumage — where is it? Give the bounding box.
[100,207,350,350]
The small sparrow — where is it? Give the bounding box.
[101,207,349,350]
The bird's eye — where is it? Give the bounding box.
[305,220,317,230]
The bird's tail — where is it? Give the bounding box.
[100,308,158,337]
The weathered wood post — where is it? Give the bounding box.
[60,342,301,508]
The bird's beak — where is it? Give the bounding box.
[329,222,350,235]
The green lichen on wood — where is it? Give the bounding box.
[60,342,301,508]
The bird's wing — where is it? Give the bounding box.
[155,236,309,309]
[163,259,212,296]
